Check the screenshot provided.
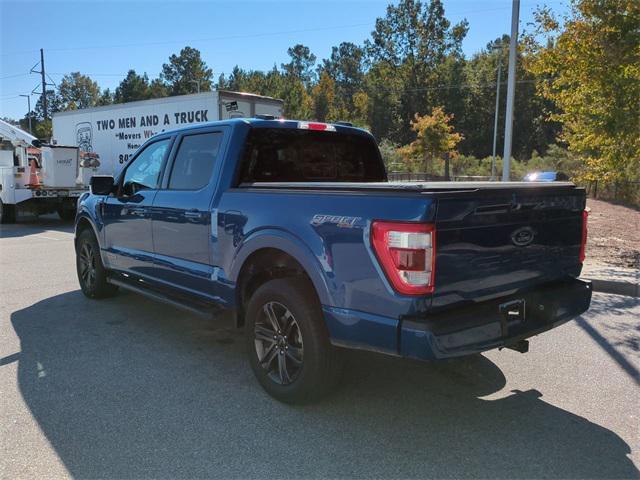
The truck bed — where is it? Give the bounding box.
[237,180,586,313]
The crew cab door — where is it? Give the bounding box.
[150,128,227,297]
[101,137,172,276]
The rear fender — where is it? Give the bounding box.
[228,228,334,307]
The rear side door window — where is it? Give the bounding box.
[168,132,223,190]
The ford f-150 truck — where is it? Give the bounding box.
[74,118,592,403]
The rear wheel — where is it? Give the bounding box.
[76,229,118,299]
[0,199,16,224]
[245,277,342,404]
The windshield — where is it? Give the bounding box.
[238,128,386,183]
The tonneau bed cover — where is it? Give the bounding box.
[239,181,578,192]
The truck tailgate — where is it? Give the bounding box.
[431,186,586,311]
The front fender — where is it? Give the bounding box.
[74,197,105,259]
[227,228,334,307]
[74,212,100,243]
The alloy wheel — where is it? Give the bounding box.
[78,242,97,290]
[254,301,304,385]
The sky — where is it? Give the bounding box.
[0,0,567,120]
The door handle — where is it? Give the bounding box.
[123,206,145,217]
[184,209,203,219]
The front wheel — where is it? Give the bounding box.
[57,206,76,221]
[76,229,118,298]
[0,199,16,224]
[245,277,343,404]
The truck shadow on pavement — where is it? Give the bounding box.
[8,290,639,479]
[0,215,74,239]
[577,293,640,385]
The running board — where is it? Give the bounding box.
[107,277,221,319]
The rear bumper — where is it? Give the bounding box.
[400,278,592,360]
[325,278,592,360]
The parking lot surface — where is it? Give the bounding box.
[1,217,639,479]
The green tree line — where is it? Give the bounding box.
[18,0,638,184]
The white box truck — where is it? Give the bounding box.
[52,90,283,178]
[0,119,87,223]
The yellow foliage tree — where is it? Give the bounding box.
[524,0,640,182]
[351,91,370,129]
[401,107,463,174]
[311,72,339,122]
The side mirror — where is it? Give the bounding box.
[90,175,115,195]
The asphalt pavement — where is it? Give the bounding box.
[1,216,639,479]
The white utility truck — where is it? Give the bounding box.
[52,90,284,178]
[0,119,89,223]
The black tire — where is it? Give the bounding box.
[245,277,343,404]
[57,206,76,221]
[76,229,118,299]
[0,199,16,224]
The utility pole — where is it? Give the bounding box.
[40,49,47,120]
[31,49,54,124]
[491,47,503,181]
[502,0,520,182]
[19,95,32,133]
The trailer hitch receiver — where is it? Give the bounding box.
[505,339,529,353]
[499,298,526,337]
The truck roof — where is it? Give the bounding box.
[156,118,372,137]
[51,90,282,117]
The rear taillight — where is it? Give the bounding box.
[371,221,436,295]
[579,209,588,263]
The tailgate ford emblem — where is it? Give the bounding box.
[511,227,535,246]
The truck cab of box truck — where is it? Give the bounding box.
[0,119,88,223]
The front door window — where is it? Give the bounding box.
[121,139,171,195]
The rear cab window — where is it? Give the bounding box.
[238,128,386,183]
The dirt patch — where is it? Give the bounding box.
[586,199,640,269]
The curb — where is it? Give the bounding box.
[584,278,640,298]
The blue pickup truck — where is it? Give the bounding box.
[75,118,592,403]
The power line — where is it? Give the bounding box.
[0,95,27,102]
[0,72,30,80]
[48,72,130,77]
[0,23,373,57]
